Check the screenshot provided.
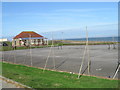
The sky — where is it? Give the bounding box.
[2,2,118,38]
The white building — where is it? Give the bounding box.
[12,31,48,46]
[0,38,8,42]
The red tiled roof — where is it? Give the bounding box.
[13,31,44,39]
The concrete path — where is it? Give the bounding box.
[0,76,32,89]
[0,79,18,88]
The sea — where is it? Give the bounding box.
[2,36,120,42]
[65,37,119,42]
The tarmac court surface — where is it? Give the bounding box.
[2,45,118,79]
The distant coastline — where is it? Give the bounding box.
[2,36,119,42]
[65,36,119,42]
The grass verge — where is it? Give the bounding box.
[0,45,49,51]
[1,62,118,88]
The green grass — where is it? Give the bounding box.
[2,62,118,88]
[62,42,118,45]
[0,45,49,51]
[0,41,51,51]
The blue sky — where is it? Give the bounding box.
[2,2,118,38]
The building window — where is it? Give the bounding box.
[14,40,16,46]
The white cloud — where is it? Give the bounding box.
[55,8,116,13]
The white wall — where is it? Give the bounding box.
[0,38,8,42]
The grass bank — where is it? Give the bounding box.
[2,62,118,88]
[0,45,49,51]
[0,41,50,51]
